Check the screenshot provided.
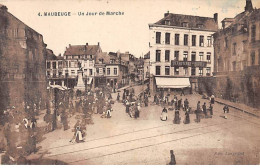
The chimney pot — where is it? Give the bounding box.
[86,43,88,46]
[214,13,218,23]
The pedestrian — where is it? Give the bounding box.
[117,93,120,101]
[168,150,176,165]
[202,102,207,118]
[184,98,189,111]
[173,109,181,124]
[184,111,190,124]
[144,96,148,107]
[177,98,182,110]
[125,100,130,113]
[209,103,213,116]
[160,107,168,121]
[196,101,201,123]
[211,94,215,104]
[106,109,112,118]
[223,105,229,119]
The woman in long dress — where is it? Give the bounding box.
[75,126,83,143]
[160,107,168,121]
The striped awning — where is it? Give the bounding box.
[155,77,191,88]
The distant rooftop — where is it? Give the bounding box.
[152,12,218,32]
[64,43,100,56]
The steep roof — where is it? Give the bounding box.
[64,44,100,56]
[154,13,218,31]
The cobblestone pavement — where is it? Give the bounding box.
[35,85,260,165]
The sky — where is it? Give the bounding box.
[1,0,260,57]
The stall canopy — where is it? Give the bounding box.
[47,85,70,90]
[155,77,191,88]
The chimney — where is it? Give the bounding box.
[214,13,218,23]
[0,5,8,11]
[245,0,253,12]
[69,44,71,47]
[164,11,170,18]
[86,43,88,46]
[98,42,100,46]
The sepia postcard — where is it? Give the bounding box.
[0,0,260,166]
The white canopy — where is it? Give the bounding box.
[48,85,67,90]
[155,77,191,89]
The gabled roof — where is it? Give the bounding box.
[64,44,100,56]
[153,13,218,31]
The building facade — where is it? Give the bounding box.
[0,5,47,113]
[149,12,218,92]
[46,43,102,90]
[213,0,260,108]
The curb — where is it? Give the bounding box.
[215,100,259,118]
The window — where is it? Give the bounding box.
[156,50,161,62]
[182,22,188,27]
[206,67,211,76]
[174,51,179,61]
[225,37,228,48]
[184,67,188,76]
[192,35,196,46]
[107,68,110,75]
[156,32,161,44]
[58,61,63,68]
[65,70,69,77]
[251,25,256,42]
[165,33,170,44]
[174,67,179,75]
[251,51,255,65]
[71,70,75,75]
[165,50,170,62]
[52,62,56,69]
[199,36,204,47]
[207,52,211,63]
[47,62,51,69]
[233,43,237,55]
[191,67,196,76]
[183,51,188,61]
[53,70,57,77]
[58,71,62,77]
[191,52,196,61]
[207,36,212,47]
[199,52,204,61]
[199,67,203,76]
[175,34,179,45]
[114,68,118,75]
[165,66,170,75]
[89,69,93,76]
[47,71,50,77]
[197,24,204,29]
[103,68,106,74]
[96,68,99,74]
[184,34,188,46]
[156,66,161,75]
[165,20,170,25]
[70,61,75,68]
[232,61,236,71]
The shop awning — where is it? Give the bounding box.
[155,77,191,88]
[48,85,65,90]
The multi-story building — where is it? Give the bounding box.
[46,43,102,90]
[213,0,260,108]
[148,12,218,92]
[107,52,129,88]
[0,4,47,112]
